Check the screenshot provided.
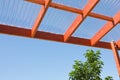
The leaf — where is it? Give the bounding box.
[69,49,113,80]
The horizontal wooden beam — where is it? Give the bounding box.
[25,0,114,22]
[116,40,120,50]
[91,11,120,45]
[0,24,111,49]
[64,0,99,41]
[31,0,52,37]
[111,41,120,76]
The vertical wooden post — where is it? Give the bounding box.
[111,41,120,77]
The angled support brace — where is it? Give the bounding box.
[91,11,120,46]
[63,0,99,42]
[111,41,120,76]
[30,0,52,37]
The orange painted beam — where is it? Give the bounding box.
[0,24,111,49]
[31,0,52,37]
[64,0,99,41]
[25,0,44,4]
[116,40,120,49]
[91,11,120,45]
[25,0,114,22]
[111,41,120,76]
[89,12,113,21]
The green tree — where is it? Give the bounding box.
[69,49,113,80]
[105,76,113,80]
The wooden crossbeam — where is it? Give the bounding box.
[111,41,120,76]
[25,0,114,22]
[25,0,44,4]
[0,24,111,49]
[116,40,120,49]
[30,0,52,37]
[63,0,99,41]
[91,11,120,45]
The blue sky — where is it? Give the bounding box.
[0,35,119,80]
[0,0,120,80]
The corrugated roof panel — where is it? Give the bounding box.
[101,24,120,42]
[93,0,120,17]
[39,8,77,34]
[53,0,88,9]
[72,17,106,39]
[0,0,41,28]
[0,0,120,43]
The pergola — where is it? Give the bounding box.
[0,0,120,76]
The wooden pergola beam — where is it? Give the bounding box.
[0,24,111,49]
[31,0,52,37]
[116,40,120,49]
[91,11,120,45]
[64,0,99,41]
[111,41,120,76]
[25,0,114,22]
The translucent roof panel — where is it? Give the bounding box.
[0,0,120,43]
[0,0,41,28]
[39,8,77,34]
[53,0,88,9]
[101,24,120,42]
[72,17,106,39]
[93,0,120,17]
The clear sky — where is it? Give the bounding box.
[0,0,120,80]
[0,35,119,80]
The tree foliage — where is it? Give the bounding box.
[104,76,113,80]
[69,50,113,80]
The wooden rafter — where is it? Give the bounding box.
[0,0,120,77]
[25,0,114,22]
[91,11,120,46]
[0,24,112,49]
[111,41,120,76]
[30,0,52,37]
[64,0,99,41]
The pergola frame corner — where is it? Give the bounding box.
[111,41,120,77]
[0,0,120,76]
